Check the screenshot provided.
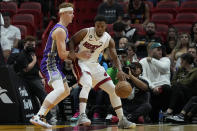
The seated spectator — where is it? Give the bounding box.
[166,26,178,55]
[171,33,191,70]
[97,0,124,24]
[128,0,150,27]
[121,62,151,123]
[122,14,138,43]
[164,53,197,116]
[139,42,171,122]
[119,37,128,49]
[176,46,197,69]
[135,22,162,58]
[166,96,197,123]
[190,22,197,47]
[1,12,21,54]
[126,43,139,64]
[112,22,126,49]
[15,36,49,115]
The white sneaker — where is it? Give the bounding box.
[30,115,52,128]
[77,113,91,126]
[118,116,136,129]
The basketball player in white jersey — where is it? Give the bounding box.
[68,15,136,129]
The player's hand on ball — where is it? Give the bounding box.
[76,50,91,60]
[117,70,127,81]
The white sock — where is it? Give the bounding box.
[79,102,87,115]
[37,105,48,116]
[115,108,123,120]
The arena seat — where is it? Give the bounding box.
[0,2,18,17]
[131,24,145,33]
[14,25,28,39]
[173,13,197,24]
[19,2,42,29]
[12,14,35,36]
[173,23,192,33]
[156,24,168,33]
[151,13,173,25]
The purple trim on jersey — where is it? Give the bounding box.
[40,24,68,85]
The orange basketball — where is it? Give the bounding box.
[115,81,132,98]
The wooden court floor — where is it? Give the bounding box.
[0,124,197,131]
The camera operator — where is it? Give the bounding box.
[15,36,47,110]
[121,62,151,123]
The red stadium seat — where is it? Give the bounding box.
[178,1,197,14]
[0,2,18,17]
[14,25,27,39]
[181,1,197,8]
[12,14,35,36]
[20,2,41,13]
[157,1,179,8]
[151,13,173,25]
[17,9,42,29]
[173,23,192,33]
[156,24,168,33]
[19,2,42,29]
[107,24,114,34]
[131,24,145,33]
[151,1,178,18]
[174,13,197,24]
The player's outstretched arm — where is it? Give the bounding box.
[53,28,69,60]
[108,38,127,81]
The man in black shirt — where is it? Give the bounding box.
[122,62,151,123]
[16,36,47,108]
[97,0,124,24]
[135,22,163,58]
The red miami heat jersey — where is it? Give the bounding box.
[77,27,111,63]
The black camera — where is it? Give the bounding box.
[26,45,35,53]
[123,63,136,74]
[116,48,127,55]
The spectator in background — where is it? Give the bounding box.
[112,22,126,49]
[190,22,197,47]
[176,46,197,69]
[1,12,21,53]
[135,22,162,58]
[166,96,197,123]
[166,26,178,55]
[122,14,138,43]
[15,36,50,116]
[139,42,171,122]
[188,46,197,67]
[126,43,139,64]
[119,37,128,49]
[170,33,191,71]
[122,62,151,124]
[164,53,197,117]
[97,0,124,24]
[128,0,150,27]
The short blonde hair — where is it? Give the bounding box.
[59,2,74,10]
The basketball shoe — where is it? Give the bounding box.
[30,115,52,128]
[77,113,91,126]
[118,116,136,129]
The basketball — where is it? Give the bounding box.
[115,81,132,98]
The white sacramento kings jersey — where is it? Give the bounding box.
[77,27,111,63]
